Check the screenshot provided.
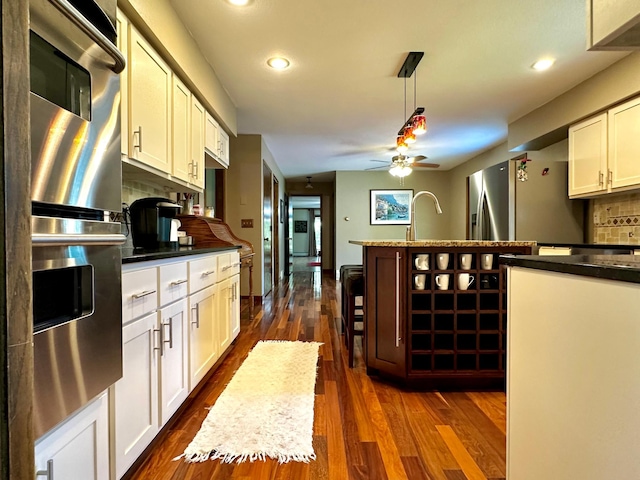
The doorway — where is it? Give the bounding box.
[263,161,272,296]
[290,195,322,276]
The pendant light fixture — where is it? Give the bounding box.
[305,176,314,189]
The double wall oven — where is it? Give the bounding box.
[30,0,126,437]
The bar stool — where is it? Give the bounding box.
[342,268,364,368]
[339,264,362,333]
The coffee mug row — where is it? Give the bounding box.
[415,253,494,270]
[414,273,474,290]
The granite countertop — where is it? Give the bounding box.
[122,245,240,264]
[501,254,640,284]
[349,239,537,247]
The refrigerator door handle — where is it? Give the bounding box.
[476,192,485,240]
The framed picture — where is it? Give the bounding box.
[280,199,284,223]
[370,189,413,225]
[294,220,307,233]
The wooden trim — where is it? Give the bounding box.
[1,0,34,478]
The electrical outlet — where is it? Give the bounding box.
[593,212,600,224]
[241,219,253,228]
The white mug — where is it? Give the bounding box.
[435,274,450,290]
[480,253,494,270]
[436,253,449,270]
[414,254,429,270]
[460,254,472,270]
[458,273,474,290]
[414,274,426,290]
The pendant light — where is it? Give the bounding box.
[305,176,314,189]
[411,69,427,135]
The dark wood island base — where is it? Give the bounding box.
[350,240,534,390]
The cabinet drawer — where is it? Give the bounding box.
[217,251,240,282]
[188,255,218,293]
[158,262,188,307]
[122,267,158,324]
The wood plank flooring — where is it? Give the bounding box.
[128,271,506,480]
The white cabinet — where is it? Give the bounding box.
[569,96,640,198]
[568,113,607,197]
[217,277,232,353]
[116,9,128,157]
[35,392,109,480]
[588,0,640,50]
[112,311,159,479]
[190,96,206,189]
[128,26,172,173]
[205,112,229,168]
[230,274,241,340]
[188,284,219,390]
[158,298,189,425]
[172,75,191,183]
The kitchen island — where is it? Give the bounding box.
[349,240,534,388]
[502,254,640,480]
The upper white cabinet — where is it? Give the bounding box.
[569,96,640,198]
[35,392,109,480]
[190,96,206,189]
[128,26,172,173]
[116,9,128,157]
[588,0,640,50]
[205,112,230,169]
[172,75,192,184]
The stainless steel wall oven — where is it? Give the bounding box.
[29,0,125,438]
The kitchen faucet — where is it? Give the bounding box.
[407,191,443,241]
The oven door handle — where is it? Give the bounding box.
[49,0,126,74]
[32,233,127,246]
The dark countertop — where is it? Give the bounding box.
[538,242,638,253]
[500,254,640,284]
[122,245,240,264]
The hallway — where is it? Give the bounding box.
[128,272,506,480]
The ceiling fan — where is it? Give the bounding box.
[366,154,440,172]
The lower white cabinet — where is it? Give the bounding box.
[112,312,159,479]
[230,274,241,339]
[188,284,219,391]
[217,277,232,353]
[35,392,109,480]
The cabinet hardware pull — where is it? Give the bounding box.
[201,270,215,277]
[36,459,54,479]
[132,289,156,299]
[133,126,143,151]
[608,169,613,185]
[222,265,232,271]
[193,161,198,178]
[170,279,187,286]
[49,0,126,73]
[191,303,200,328]
[395,251,401,348]
[163,317,173,349]
[153,327,163,356]
[599,171,604,186]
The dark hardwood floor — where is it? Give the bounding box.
[129,271,506,480]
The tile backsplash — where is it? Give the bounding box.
[592,192,640,245]
[122,179,168,206]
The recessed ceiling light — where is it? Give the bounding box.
[228,0,250,5]
[532,58,555,71]
[267,57,290,70]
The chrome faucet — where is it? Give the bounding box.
[407,190,443,241]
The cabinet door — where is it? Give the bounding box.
[116,9,128,157]
[205,112,219,159]
[218,128,230,167]
[568,113,608,197]
[112,312,159,479]
[35,392,109,480]
[172,76,191,183]
[609,96,640,190]
[217,277,232,353]
[188,284,218,391]
[230,274,241,340]
[159,298,189,425]
[128,26,171,172]
[365,247,407,377]
[190,96,206,188]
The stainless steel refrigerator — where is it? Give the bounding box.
[467,160,584,243]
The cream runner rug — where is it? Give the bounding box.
[180,340,321,464]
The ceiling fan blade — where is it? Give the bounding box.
[412,155,428,162]
[369,159,389,164]
[365,165,390,171]
[412,163,440,168]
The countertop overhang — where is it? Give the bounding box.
[349,240,537,247]
[501,254,640,284]
[122,245,241,264]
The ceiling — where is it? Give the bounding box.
[170,0,627,182]
[290,196,321,209]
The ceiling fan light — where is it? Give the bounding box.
[412,115,427,135]
[404,126,416,144]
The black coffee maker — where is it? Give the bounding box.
[130,197,181,249]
